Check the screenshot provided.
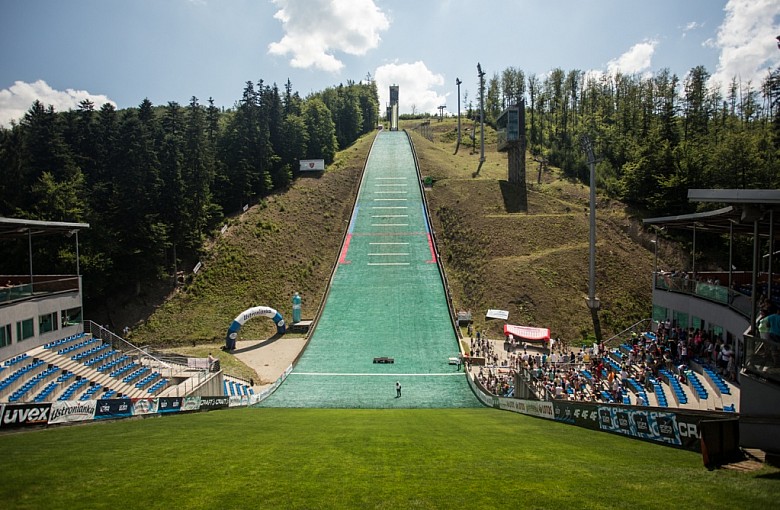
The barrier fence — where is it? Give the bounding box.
[0,394,256,430]
[466,369,730,453]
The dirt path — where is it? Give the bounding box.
[231,336,307,387]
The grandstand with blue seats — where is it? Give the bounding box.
[649,377,669,407]
[698,362,731,396]
[658,367,689,405]
[644,189,780,453]
[0,326,203,403]
[685,370,709,402]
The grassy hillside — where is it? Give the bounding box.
[129,133,373,345]
[413,119,680,345]
[130,120,684,351]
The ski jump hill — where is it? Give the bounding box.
[259,130,480,408]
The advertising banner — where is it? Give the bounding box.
[503,324,550,342]
[552,401,601,431]
[94,399,132,420]
[674,415,705,451]
[598,406,682,446]
[132,398,159,415]
[229,395,249,407]
[0,403,52,428]
[157,397,183,414]
[486,309,509,320]
[498,398,554,420]
[199,396,229,410]
[299,159,325,172]
[181,396,201,412]
[552,400,710,451]
[49,400,97,424]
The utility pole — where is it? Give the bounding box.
[455,78,462,154]
[476,63,486,176]
[580,134,602,343]
[438,105,446,121]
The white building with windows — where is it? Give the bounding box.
[0,217,88,359]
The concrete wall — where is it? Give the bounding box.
[0,291,83,359]
[652,289,749,338]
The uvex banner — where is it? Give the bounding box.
[0,403,52,428]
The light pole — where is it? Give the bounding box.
[455,78,462,154]
[475,63,486,176]
[580,134,602,343]
[651,239,658,288]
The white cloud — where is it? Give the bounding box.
[268,0,390,73]
[681,21,704,37]
[0,80,116,128]
[606,40,658,76]
[708,0,780,93]
[375,61,445,115]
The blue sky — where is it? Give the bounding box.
[1,0,779,127]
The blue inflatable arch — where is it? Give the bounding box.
[225,306,285,350]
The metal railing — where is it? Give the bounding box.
[83,321,197,380]
[654,274,752,319]
[603,318,653,349]
[0,276,80,305]
[743,332,780,386]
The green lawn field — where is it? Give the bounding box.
[1,407,778,509]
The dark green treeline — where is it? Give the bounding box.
[0,78,379,302]
[478,65,780,215]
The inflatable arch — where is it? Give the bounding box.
[225,306,285,350]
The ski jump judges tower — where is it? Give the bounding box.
[387,85,399,131]
[496,100,528,211]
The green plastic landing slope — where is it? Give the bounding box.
[259,131,479,408]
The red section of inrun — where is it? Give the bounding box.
[426,233,436,263]
[339,234,352,264]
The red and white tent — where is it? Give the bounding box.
[503,324,550,343]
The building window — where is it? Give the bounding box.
[0,324,11,347]
[16,318,34,341]
[691,316,703,331]
[39,312,58,334]
[673,311,689,329]
[652,305,667,324]
[61,307,82,328]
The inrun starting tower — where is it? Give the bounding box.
[387,85,399,131]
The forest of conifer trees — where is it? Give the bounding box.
[479,65,780,215]
[1,64,779,303]
[0,78,380,299]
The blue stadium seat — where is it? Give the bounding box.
[701,365,730,395]
[659,368,688,405]
[685,370,709,400]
